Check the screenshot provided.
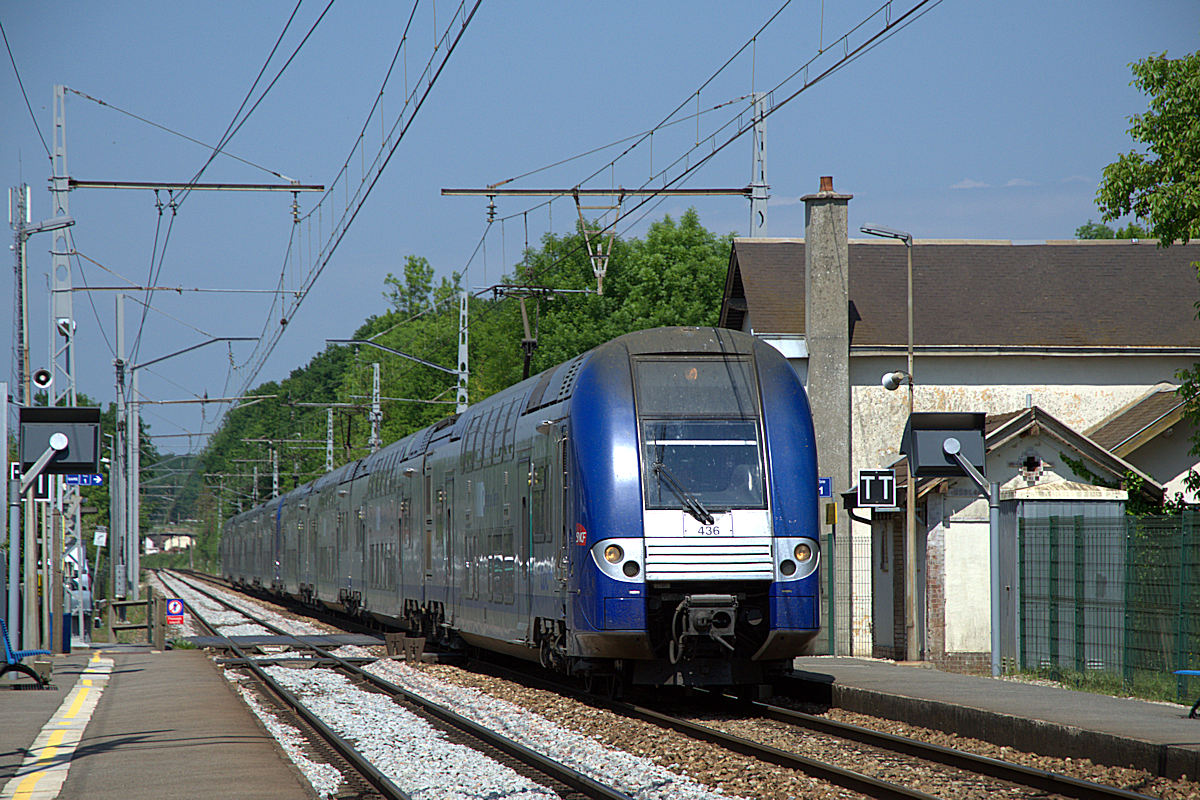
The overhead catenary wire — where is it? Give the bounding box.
[0,16,51,161]
[66,87,294,181]
[463,0,941,300]
[226,1,483,409]
[128,0,334,365]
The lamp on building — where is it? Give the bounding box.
[861,223,919,662]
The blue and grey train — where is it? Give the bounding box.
[221,326,821,686]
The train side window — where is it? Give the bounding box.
[503,401,517,458]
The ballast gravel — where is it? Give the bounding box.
[264,665,560,800]
[361,656,746,800]
[192,580,327,636]
[227,671,344,799]
[158,574,273,636]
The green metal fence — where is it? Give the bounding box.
[1018,511,1200,703]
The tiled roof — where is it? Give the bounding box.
[720,239,1200,348]
[1087,385,1187,456]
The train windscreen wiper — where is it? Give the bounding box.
[652,460,715,525]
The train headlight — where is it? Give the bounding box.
[623,560,640,577]
[794,543,813,563]
[604,544,624,564]
[779,559,797,576]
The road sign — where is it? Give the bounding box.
[857,469,897,508]
[817,477,833,498]
[65,473,104,486]
[166,598,184,625]
[93,526,108,548]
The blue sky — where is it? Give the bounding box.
[2,1,1196,452]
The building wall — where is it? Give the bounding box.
[850,353,1195,476]
[943,520,990,652]
[773,346,1193,661]
[1123,422,1200,504]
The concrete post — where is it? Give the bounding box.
[803,175,853,656]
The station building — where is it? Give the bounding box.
[717,178,1200,666]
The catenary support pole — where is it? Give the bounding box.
[457,291,469,413]
[129,370,140,599]
[3,382,16,650]
[990,481,1001,677]
[369,363,381,453]
[325,408,334,472]
[112,294,126,598]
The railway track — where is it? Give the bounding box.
[465,656,1165,800]
[163,572,1172,800]
[694,689,1160,800]
[157,570,636,800]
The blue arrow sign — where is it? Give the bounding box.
[65,473,105,487]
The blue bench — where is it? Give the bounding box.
[1174,670,1200,718]
[1,618,51,686]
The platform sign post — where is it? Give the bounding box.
[165,598,184,626]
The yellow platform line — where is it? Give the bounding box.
[0,652,115,800]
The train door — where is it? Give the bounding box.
[550,429,570,601]
[443,473,455,616]
[422,462,433,604]
[518,452,533,634]
[274,504,283,588]
[356,502,367,605]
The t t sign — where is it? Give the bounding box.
[858,469,896,507]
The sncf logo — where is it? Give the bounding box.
[575,524,587,546]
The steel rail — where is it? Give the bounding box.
[156,572,407,800]
[721,691,1159,800]
[179,571,941,799]
[610,700,941,800]
[178,571,1161,800]
[467,658,939,800]
[474,656,1166,800]
[164,570,632,800]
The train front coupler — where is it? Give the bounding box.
[668,593,738,663]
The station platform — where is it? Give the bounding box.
[792,656,1200,780]
[0,645,316,799]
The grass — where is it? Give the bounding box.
[1010,665,1190,705]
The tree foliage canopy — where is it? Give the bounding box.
[1075,219,1148,239]
[1096,50,1200,246]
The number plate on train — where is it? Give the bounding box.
[683,513,732,537]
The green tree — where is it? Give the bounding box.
[1075,219,1149,239]
[383,255,462,316]
[1096,50,1200,502]
[1096,50,1200,246]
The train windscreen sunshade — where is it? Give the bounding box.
[633,356,758,417]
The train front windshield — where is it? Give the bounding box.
[634,356,765,511]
